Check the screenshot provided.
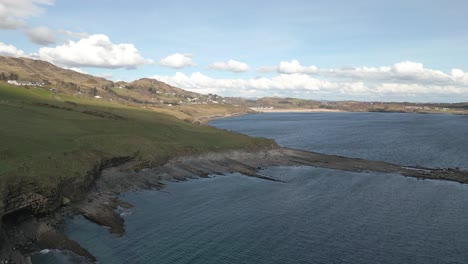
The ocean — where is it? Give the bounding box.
[33,112,468,264]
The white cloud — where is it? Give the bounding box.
[322,61,464,87]
[259,60,468,87]
[0,42,25,57]
[208,59,250,73]
[37,34,153,69]
[159,53,195,69]
[392,61,424,73]
[0,0,64,46]
[151,63,468,102]
[451,69,465,79]
[375,83,467,97]
[151,72,369,98]
[278,60,318,74]
[257,60,318,74]
[0,0,54,29]
[24,26,56,45]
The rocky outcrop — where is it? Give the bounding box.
[4,191,61,217]
[1,147,467,263]
[77,193,133,236]
[71,147,468,254]
[0,155,135,263]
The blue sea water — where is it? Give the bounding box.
[32,113,468,264]
[212,112,468,169]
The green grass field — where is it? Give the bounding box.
[0,84,274,202]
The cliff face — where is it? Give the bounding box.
[1,155,134,219]
[4,188,60,217]
[0,155,134,262]
[1,146,467,263]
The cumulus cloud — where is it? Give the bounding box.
[321,61,467,87]
[258,60,468,87]
[37,34,153,69]
[0,42,25,57]
[375,83,468,97]
[0,0,54,29]
[159,53,195,69]
[23,26,56,45]
[393,61,424,73]
[208,59,250,73]
[257,60,318,74]
[151,72,369,98]
[151,62,468,102]
[278,60,318,74]
[451,69,465,79]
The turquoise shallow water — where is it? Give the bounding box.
[33,113,468,264]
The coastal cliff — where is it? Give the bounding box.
[0,156,134,263]
[0,80,276,262]
[1,59,468,263]
[2,145,468,262]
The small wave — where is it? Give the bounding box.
[39,249,52,254]
[120,211,132,216]
[117,205,133,217]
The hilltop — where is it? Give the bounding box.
[0,56,254,122]
[0,56,113,91]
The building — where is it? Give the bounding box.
[7,80,45,87]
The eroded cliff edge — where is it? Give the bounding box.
[1,146,468,263]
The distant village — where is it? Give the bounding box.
[3,77,232,107]
[405,105,450,111]
[7,80,45,87]
[0,77,460,113]
[249,107,275,110]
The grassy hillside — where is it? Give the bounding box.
[0,56,113,91]
[0,84,275,209]
[0,56,255,122]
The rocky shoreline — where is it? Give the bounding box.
[1,147,468,263]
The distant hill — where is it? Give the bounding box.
[0,56,254,121]
[0,56,217,104]
[1,56,466,116]
[0,56,113,91]
[239,97,323,109]
[237,97,468,114]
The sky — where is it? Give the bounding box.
[1,0,468,102]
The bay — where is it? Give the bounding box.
[33,113,468,264]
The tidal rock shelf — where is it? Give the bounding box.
[3,147,468,263]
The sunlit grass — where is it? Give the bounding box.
[0,84,274,196]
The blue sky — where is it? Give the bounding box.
[1,0,468,102]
